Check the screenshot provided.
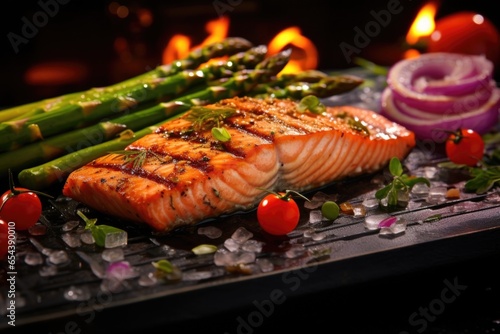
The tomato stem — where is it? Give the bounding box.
[257,187,310,202]
[6,169,54,199]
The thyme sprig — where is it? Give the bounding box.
[375,157,430,207]
[111,149,165,168]
[186,106,236,142]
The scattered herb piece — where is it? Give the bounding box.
[192,244,218,255]
[439,145,500,194]
[335,112,370,136]
[423,214,442,223]
[297,95,326,114]
[77,210,127,248]
[152,259,182,281]
[187,106,236,142]
[375,157,430,208]
[211,127,231,142]
[152,259,175,273]
[110,149,164,168]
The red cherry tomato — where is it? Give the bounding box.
[428,12,500,66]
[0,219,9,259]
[0,187,42,231]
[445,128,485,167]
[257,192,300,236]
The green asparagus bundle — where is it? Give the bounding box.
[18,49,292,190]
[0,37,253,124]
[0,42,265,153]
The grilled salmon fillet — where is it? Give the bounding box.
[62,97,415,232]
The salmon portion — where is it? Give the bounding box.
[62,97,415,232]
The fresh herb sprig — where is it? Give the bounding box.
[77,210,127,248]
[186,106,236,142]
[297,95,326,114]
[111,149,165,168]
[375,157,430,207]
[439,145,500,194]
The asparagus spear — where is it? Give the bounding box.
[0,102,191,175]
[250,74,364,99]
[0,37,253,123]
[18,123,170,190]
[18,49,291,190]
[0,45,266,153]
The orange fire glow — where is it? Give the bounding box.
[162,17,318,74]
[404,1,439,58]
[162,16,230,65]
[267,27,317,74]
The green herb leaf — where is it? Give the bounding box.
[76,210,127,247]
[402,176,431,188]
[297,95,326,114]
[375,184,391,200]
[389,157,403,177]
[211,127,231,142]
[192,244,218,255]
[376,157,430,209]
[110,149,165,168]
[152,259,174,273]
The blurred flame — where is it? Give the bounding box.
[162,18,318,73]
[404,1,439,59]
[406,2,438,45]
[162,16,230,64]
[268,27,317,74]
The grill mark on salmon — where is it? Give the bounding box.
[63,97,415,233]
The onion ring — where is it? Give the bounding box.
[380,52,500,141]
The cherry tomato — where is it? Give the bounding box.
[445,128,485,167]
[0,187,42,231]
[257,192,300,236]
[0,219,8,259]
[428,12,500,66]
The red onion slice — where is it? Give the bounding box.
[381,88,500,142]
[380,52,500,141]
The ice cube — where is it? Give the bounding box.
[104,230,128,248]
[379,218,407,236]
[102,248,124,262]
[49,250,69,265]
[61,232,82,248]
[352,204,366,217]
[80,230,95,244]
[364,214,390,230]
[197,226,223,239]
[224,238,241,252]
[241,239,263,253]
[231,227,253,243]
[309,210,324,224]
[138,272,158,287]
[24,252,43,266]
[412,183,430,195]
[362,198,379,209]
[62,220,80,232]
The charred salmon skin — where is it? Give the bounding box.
[62,97,415,232]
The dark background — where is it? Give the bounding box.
[0,0,499,106]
